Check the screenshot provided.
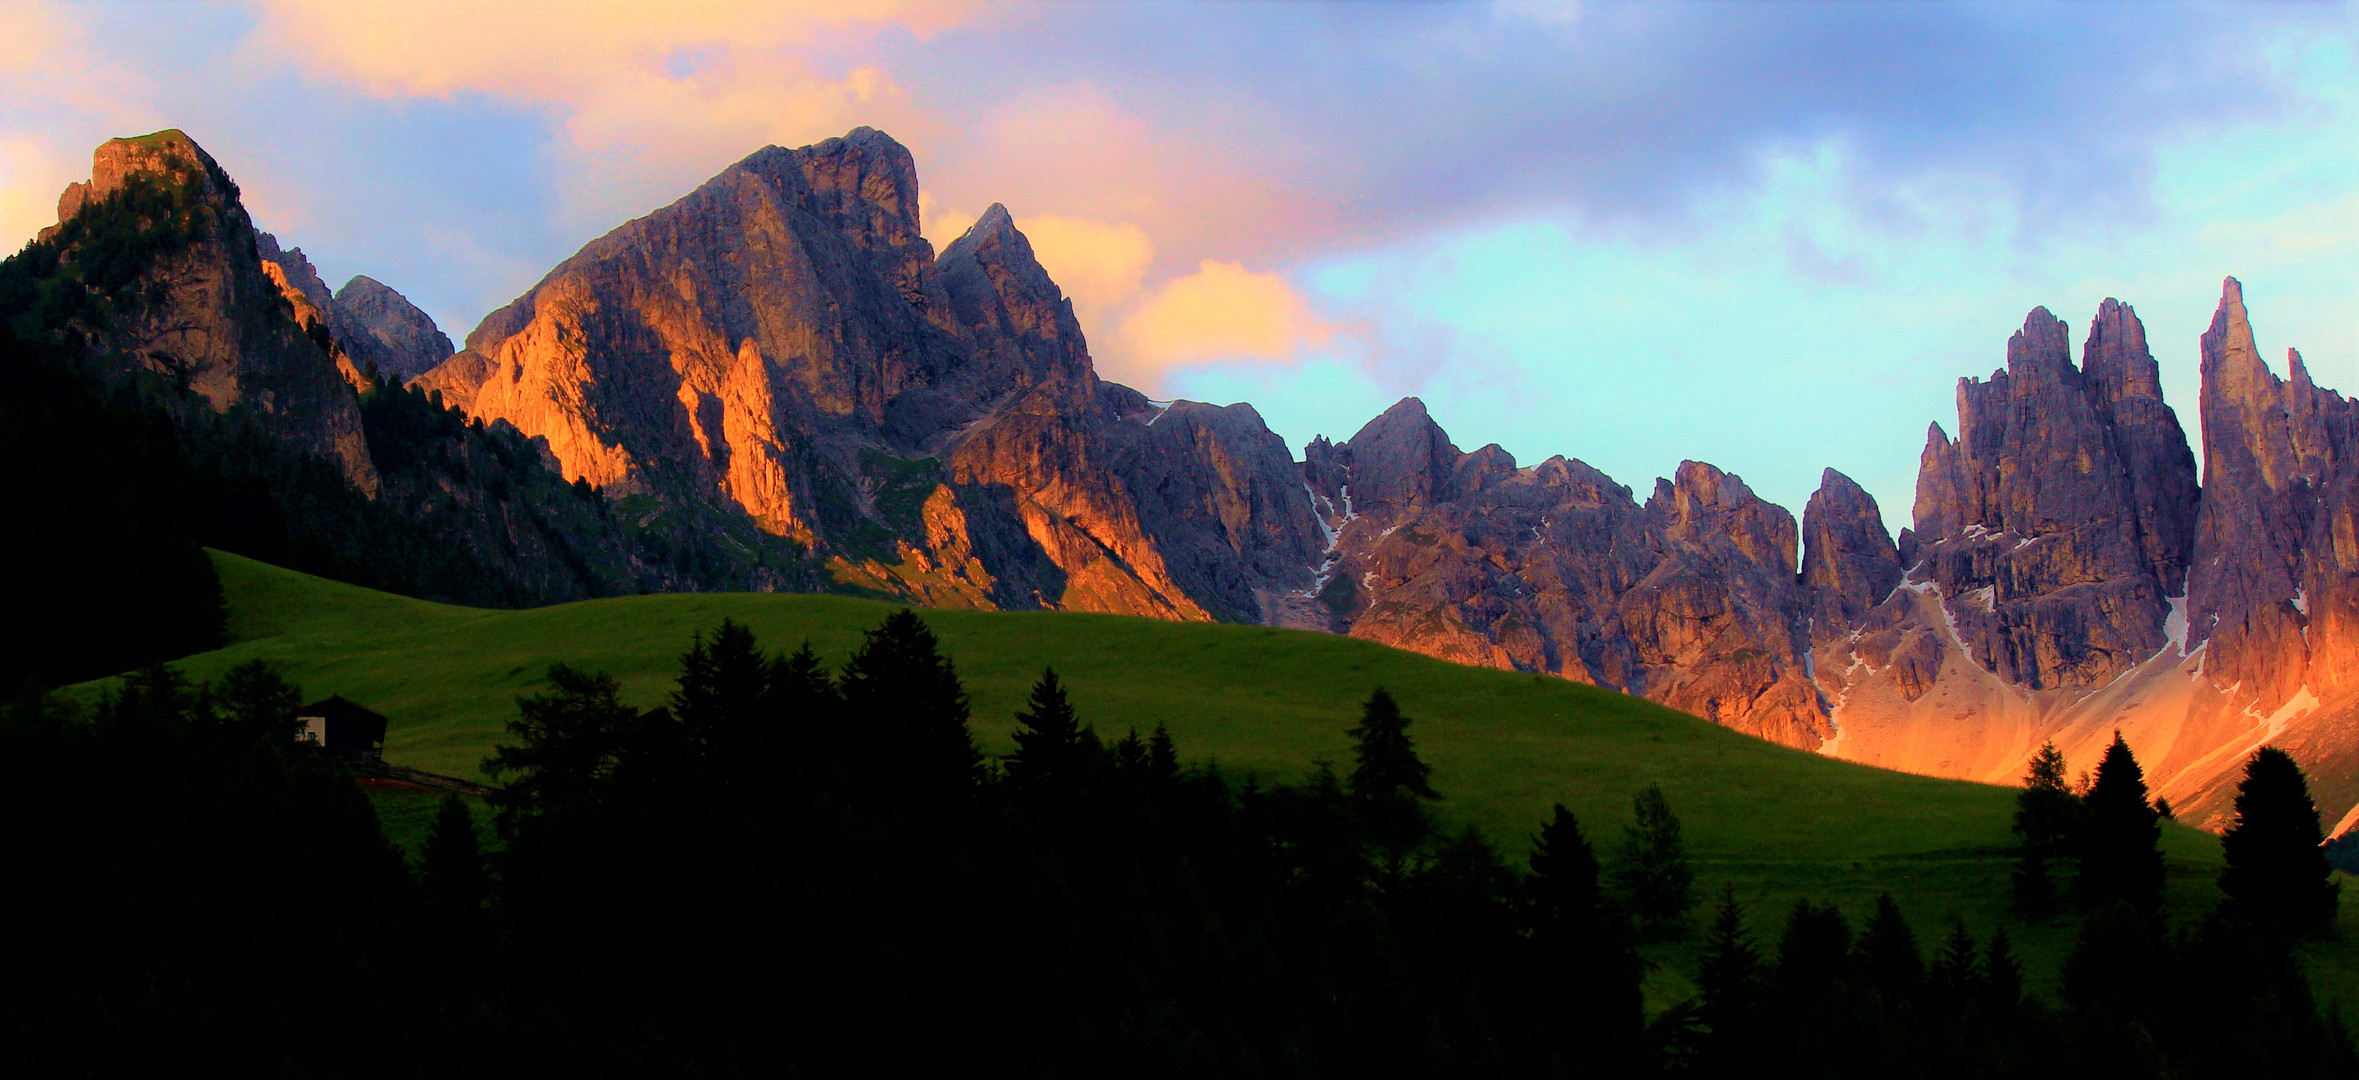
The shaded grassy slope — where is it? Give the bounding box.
[95,550,2357,1006]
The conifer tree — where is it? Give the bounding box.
[1856,893,1924,1002]
[1110,728,1148,775]
[1611,783,1696,936]
[768,641,838,783]
[1696,889,1762,1066]
[1928,919,1981,1009]
[2077,732,2165,913]
[670,621,767,740]
[2219,747,2340,934]
[1347,688,1437,853]
[1528,805,1603,929]
[2012,741,2080,916]
[1006,667,1091,795]
[1527,805,1641,1073]
[419,793,489,918]
[1774,899,1852,1003]
[485,664,645,835]
[213,659,302,745]
[839,609,980,806]
[1979,930,2023,1020]
[1145,723,1180,783]
[1346,688,1435,800]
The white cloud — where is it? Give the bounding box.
[1105,259,1334,387]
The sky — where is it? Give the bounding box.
[3,0,2354,531]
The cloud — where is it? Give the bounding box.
[1105,260,1334,387]
[0,1,162,248]
[249,1,968,99]
[248,0,971,232]
[1016,213,1154,315]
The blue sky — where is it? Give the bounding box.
[3,1,2352,530]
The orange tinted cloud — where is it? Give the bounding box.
[1106,260,1333,386]
[0,1,161,247]
[1018,213,1155,315]
[249,1,970,99]
[927,82,1322,273]
[249,1,970,231]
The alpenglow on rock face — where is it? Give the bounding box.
[62,127,2348,833]
[35,131,379,495]
[414,128,1319,621]
[1805,283,2359,831]
[397,131,2357,831]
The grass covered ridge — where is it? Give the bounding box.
[88,549,2359,1005]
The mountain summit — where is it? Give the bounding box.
[19,127,2356,831]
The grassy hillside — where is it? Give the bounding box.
[82,550,2359,1007]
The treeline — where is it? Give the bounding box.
[2,612,2351,1077]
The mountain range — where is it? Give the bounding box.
[14,127,2355,831]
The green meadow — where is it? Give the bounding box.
[82,550,2359,1008]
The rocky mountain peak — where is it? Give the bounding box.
[750,125,923,242]
[2003,306,2075,389]
[1342,397,1459,508]
[1802,467,1902,628]
[1650,461,1798,578]
[2200,276,2271,402]
[940,203,1054,300]
[41,129,234,244]
[2082,297,2164,406]
[2185,279,2356,709]
[336,276,455,380]
[33,130,377,494]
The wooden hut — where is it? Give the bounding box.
[292,696,387,764]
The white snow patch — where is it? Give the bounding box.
[1339,485,1357,521]
[2013,534,2039,550]
[2161,594,2189,657]
[2292,590,2309,616]
[1962,523,1992,541]
[1144,399,1175,426]
[2257,685,2320,737]
[1304,481,1338,551]
[1965,585,1995,612]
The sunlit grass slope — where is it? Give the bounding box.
[94,550,2357,1004]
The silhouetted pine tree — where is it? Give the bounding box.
[1929,920,1980,997]
[1612,782,1696,937]
[1980,930,2023,1021]
[1857,894,1924,1002]
[1146,723,1180,783]
[1529,805,1604,926]
[2220,746,2341,935]
[2076,732,2163,914]
[484,664,646,838]
[668,618,771,764]
[768,641,838,788]
[838,609,980,809]
[1774,899,1853,1002]
[1855,892,1925,1070]
[1696,889,1763,1070]
[1007,667,1091,796]
[2060,903,2168,1073]
[1346,687,1436,854]
[419,793,488,919]
[2012,741,2080,917]
[1110,727,1148,774]
[1526,805,1642,1074]
[213,658,302,745]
